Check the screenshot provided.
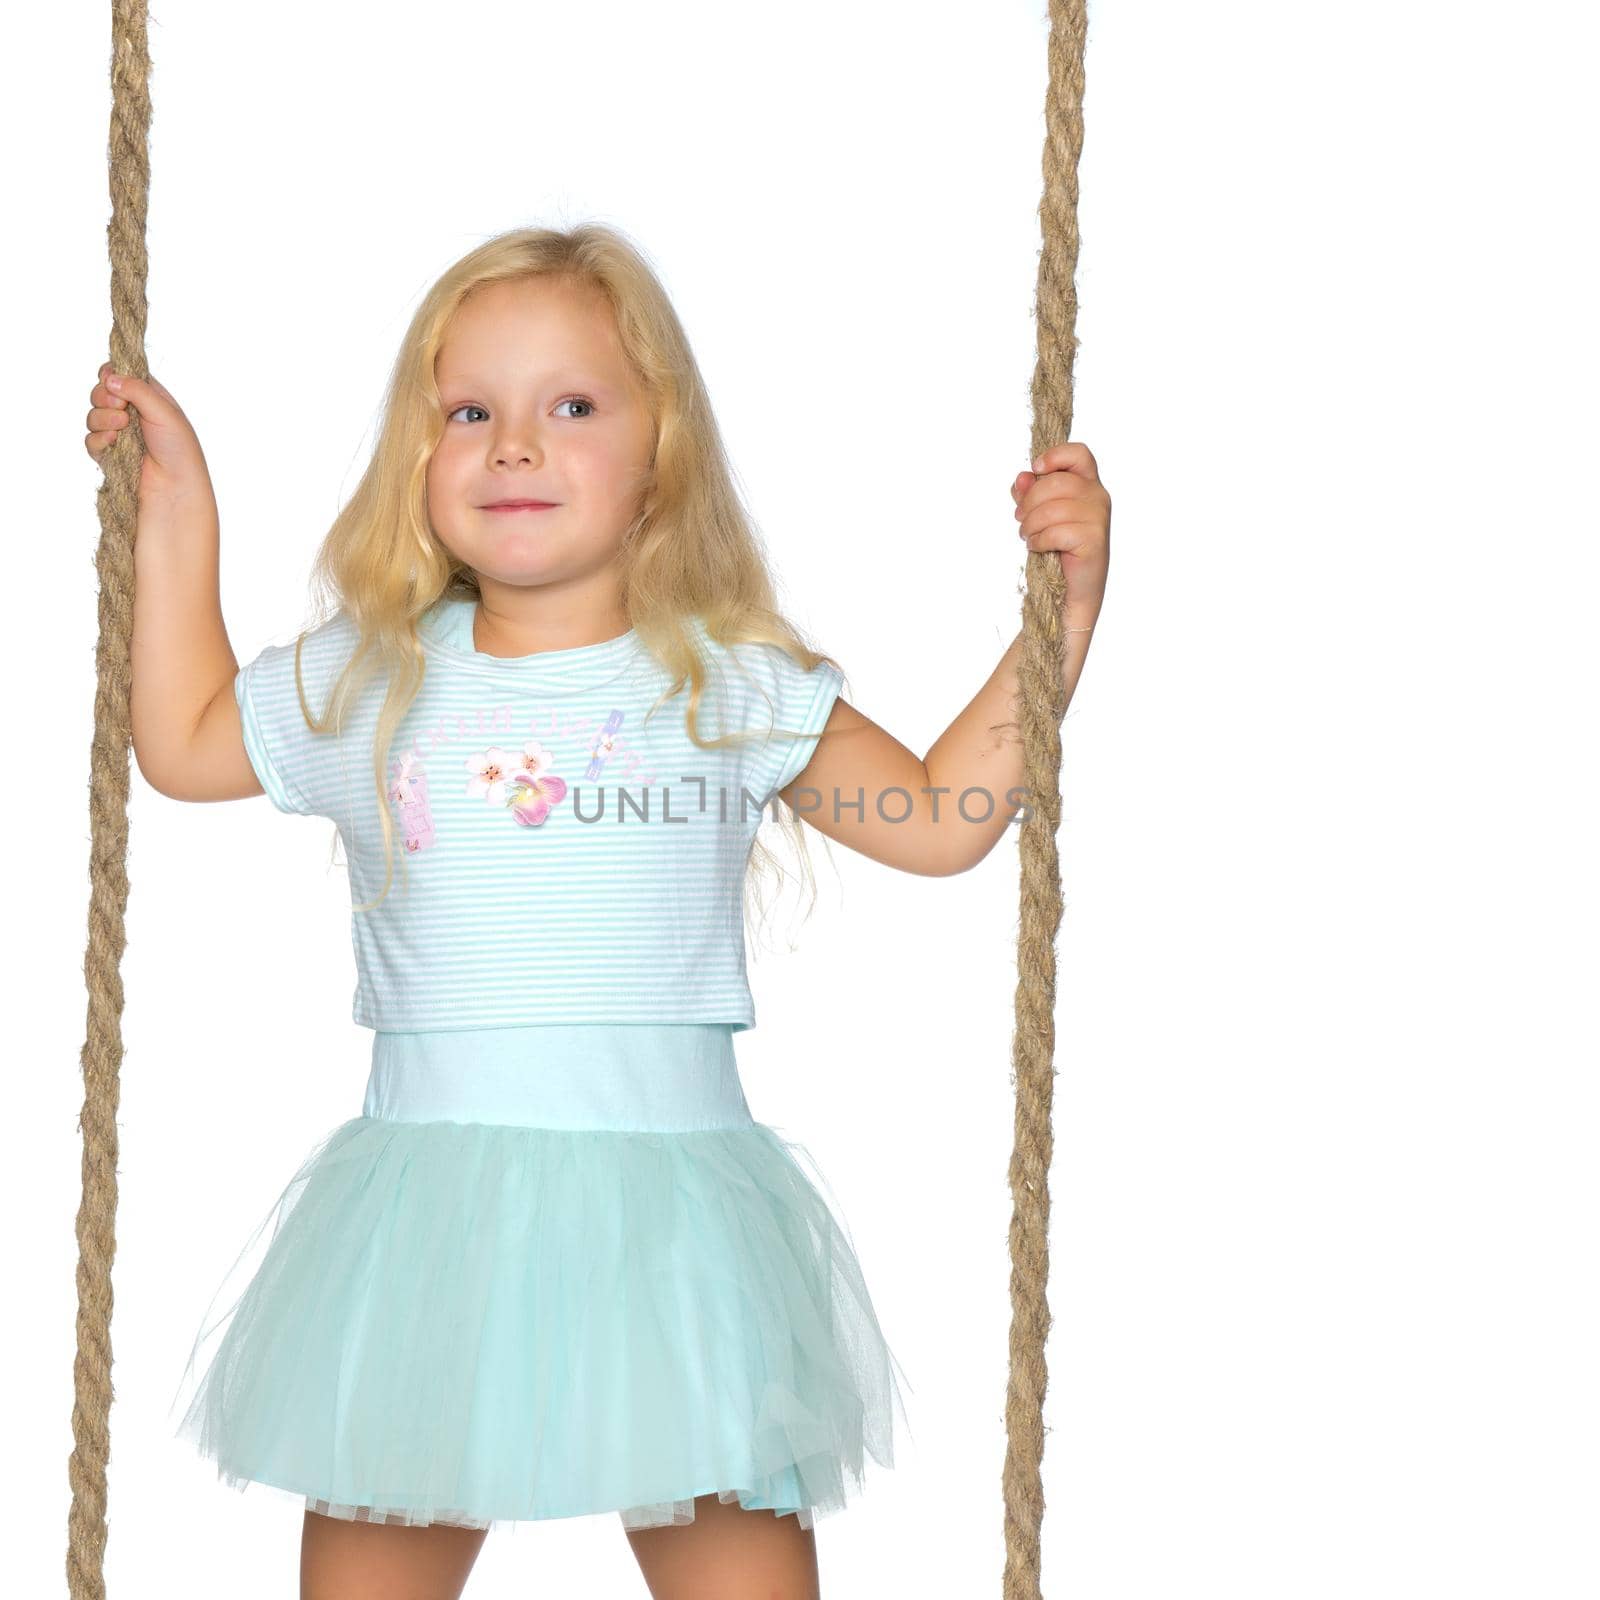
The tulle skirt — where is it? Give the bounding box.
[169,1022,912,1533]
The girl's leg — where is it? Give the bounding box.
[300,1506,489,1600]
[623,1492,821,1600]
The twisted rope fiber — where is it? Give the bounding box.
[69,2,1088,1594]
[1004,2,1087,1596]
[68,3,151,1596]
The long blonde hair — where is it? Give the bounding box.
[286,222,841,947]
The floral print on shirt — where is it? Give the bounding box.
[466,739,569,829]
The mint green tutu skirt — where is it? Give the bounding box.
[169,1022,911,1533]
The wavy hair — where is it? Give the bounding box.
[285,222,840,948]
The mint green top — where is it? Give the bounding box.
[232,596,845,1033]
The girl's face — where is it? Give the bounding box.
[427,276,655,605]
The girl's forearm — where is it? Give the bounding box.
[130,484,240,789]
[921,625,1093,871]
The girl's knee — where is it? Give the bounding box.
[300,1506,488,1600]
[623,1493,820,1600]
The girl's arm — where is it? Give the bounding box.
[132,483,262,804]
[775,626,1091,876]
[88,366,264,803]
[779,443,1110,877]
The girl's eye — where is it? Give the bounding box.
[444,397,596,424]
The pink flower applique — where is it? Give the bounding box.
[506,768,568,827]
[465,740,568,829]
[464,746,521,804]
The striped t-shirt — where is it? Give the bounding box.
[233,595,845,1033]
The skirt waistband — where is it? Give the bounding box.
[360,1022,753,1132]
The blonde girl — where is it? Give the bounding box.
[84,222,1110,1600]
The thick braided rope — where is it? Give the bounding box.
[67,3,150,1597]
[1004,2,1087,1596]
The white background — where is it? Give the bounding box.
[9,1,1597,1595]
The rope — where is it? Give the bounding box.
[1004,3,1088,1596]
[67,3,150,1595]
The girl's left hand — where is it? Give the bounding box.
[1011,442,1111,635]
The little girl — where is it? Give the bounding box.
[85,223,1110,1599]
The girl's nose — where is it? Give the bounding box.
[493,434,544,465]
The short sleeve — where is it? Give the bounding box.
[233,618,354,819]
[742,645,846,807]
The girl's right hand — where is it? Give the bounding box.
[85,363,213,500]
